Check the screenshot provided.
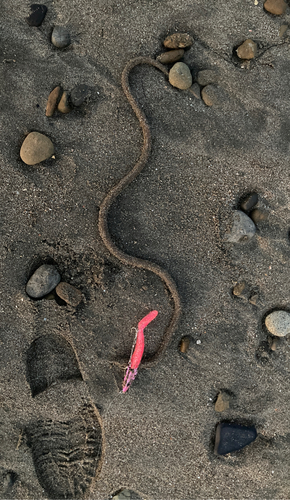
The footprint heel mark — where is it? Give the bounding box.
[26,333,82,397]
[98,57,181,368]
[26,334,105,499]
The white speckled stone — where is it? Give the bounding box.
[265,311,290,337]
[225,210,256,243]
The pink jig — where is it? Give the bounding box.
[122,310,158,393]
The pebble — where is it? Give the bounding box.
[214,422,257,455]
[157,49,184,64]
[240,192,258,212]
[197,69,219,87]
[26,265,61,299]
[264,0,287,15]
[215,392,230,412]
[163,33,193,49]
[20,132,54,165]
[51,26,71,48]
[112,490,132,500]
[250,208,268,224]
[249,294,259,306]
[190,83,201,99]
[201,85,220,106]
[225,210,256,243]
[58,91,70,114]
[45,86,61,117]
[55,282,82,307]
[265,310,290,337]
[70,84,90,107]
[270,337,279,351]
[279,24,288,37]
[236,39,257,60]
[232,281,247,299]
[179,336,191,353]
[169,62,192,90]
[26,4,47,26]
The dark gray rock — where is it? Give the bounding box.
[214,422,257,455]
[26,4,47,27]
[51,26,71,49]
[70,84,90,107]
[225,210,256,243]
[197,69,219,87]
[240,192,258,211]
[26,265,61,299]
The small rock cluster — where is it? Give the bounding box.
[26,264,82,306]
[225,192,268,243]
[157,33,193,90]
[26,4,71,49]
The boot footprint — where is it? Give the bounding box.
[25,333,105,499]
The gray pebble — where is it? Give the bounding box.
[51,26,71,48]
[169,62,192,90]
[70,84,90,107]
[20,132,54,166]
[201,85,222,107]
[240,192,258,211]
[26,265,61,299]
[197,69,219,87]
[265,310,290,337]
[190,82,201,99]
[225,210,256,243]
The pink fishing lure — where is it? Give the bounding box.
[122,310,158,393]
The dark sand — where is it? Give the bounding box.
[1,0,290,498]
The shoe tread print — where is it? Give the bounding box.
[25,333,105,499]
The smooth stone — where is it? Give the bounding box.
[264,0,287,15]
[270,337,279,351]
[20,132,54,165]
[201,85,221,106]
[164,33,193,49]
[179,336,191,353]
[169,62,192,90]
[45,86,61,117]
[26,4,47,26]
[55,282,82,307]
[232,281,247,299]
[197,69,219,86]
[236,39,257,60]
[157,49,184,64]
[240,192,258,211]
[113,491,132,500]
[249,294,259,306]
[250,208,268,223]
[70,84,90,106]
[51,26,71,48]
[190,82,201,99]
[265,310,290,337]
[215,422,257,455]
[215,392,230,412]
[26,265,61,299]
[279,24,288,37]
[225,210,256,243]
[58,91,70,114]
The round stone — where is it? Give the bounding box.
[225,210,256,243]
[264,0,287,15]
[58,91,70,114]
[157,49,184,64]
[164,33,193,49]
[56,282,82,307]
[201,85,221,106]
[20,132,54,165]
[26,4,47,27]
[197,69,219,87]
[250,208,268,223]
[26,265,61,299]
[45,86,61,117]
[169,62,192,90]
[240,192,258,211]
[70,84,90,107]
[236,39,257,60]
[265,310,290,337]
[51,26,71,49]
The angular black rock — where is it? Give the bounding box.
[240,192,258,212]
[70,84,90,107]
[26,4,48,27]
[214,422,257,455]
